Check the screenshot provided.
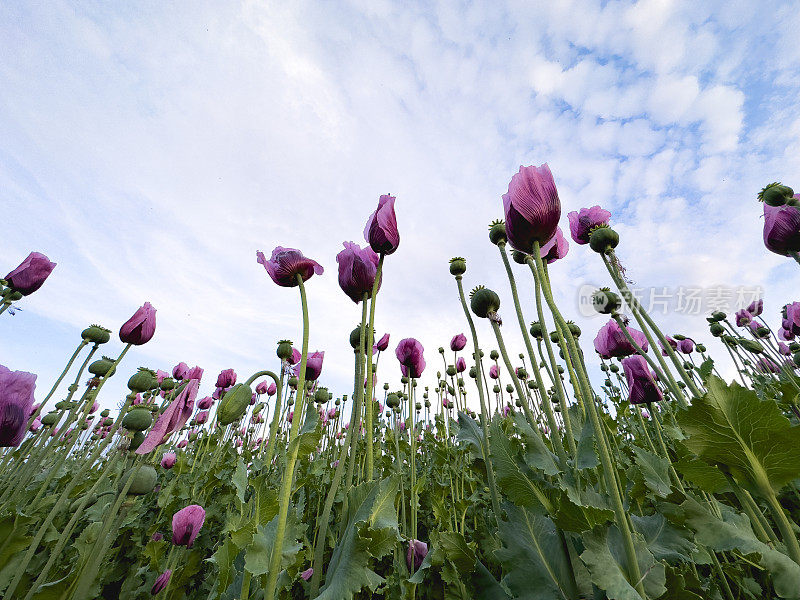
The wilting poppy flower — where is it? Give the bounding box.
[136,379,199,455]
[288,347,302,366]
[396,339,426,378]
[593,319,648,359]
[119,302,157,345]
[216,369,236,389]
[779,342,791,356]
[677,338,694,354]
[785,302,800,336]
[621,356,663,404]
[763,202,800,256]
[450,334,467,352]
[502,164,561,253]
[151,570,171,595]
[407,539,428,572]
[756,357,781,373]
[336,241,380,303]
[364,194,400,255]
[4,252,56,296]
[540,227,569,263]
[735,309,752,327]
[255,381,269,395]
[185,366,204,381]
[568,206,612,245]
[267,382,277,396]
[197,396,213,410]
[195,411,209,424]
[658,337,678,357]
[161,452,177,469]
[300,568,313,582]
[0,365,37,447]
[257,247,323,287]
[375,333,390,352]
[172,505,205,547]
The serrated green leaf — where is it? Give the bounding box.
[631,513,696,563]
[232,457,248,504]
[244,509,303,577]
[488,419,550,511]
[456,411,484,454]
[288,407,322,459]
[632,445,672,498]
[512,413,560,476]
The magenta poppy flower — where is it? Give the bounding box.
[336,241,381,303]
[136,379,199,455]
[567,206,612,245]
[161,452,177,469]
[151,570,172,595]
[364,194,400,255]
[375,333,390,352]
[4,252,56,296]
[396,338,426,378]
[780,327,795,341]
[539,226,569,263]
[763,202,800,256]
[29,416,41,432]
[621,355,663,404]
[216,369,236,389]
[756,357,781,374]
[195,410,209,424]
[256,381,269,395]
[172,362,189,380]
[294,351,324,381]
[155,370,169,384]
[267,382,277,396]
[658,337,678,357]
[300,568,314,582]
[288,347,302,366]
[172,505,205,547]
[677,338,694,354]
[747,299,763,317]
[456,357,466,373]
[594,319,648,359]
[288,410,294,424]
[257,247,324,287]
[450,334,467,352]
[502,164,561,253]
[735,309,753,327]
[489,365,500,379]
[0,365,37,447]
[185,366,204,381]
[177,439,187,448]
[786,302,800,336]
[119,302,157,345]
[406,539,428,572]
[779,342,791,356]
[197,396,213,410]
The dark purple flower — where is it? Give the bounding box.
[396,338,426,378]
[257,247,323,287]
[172,362,189,380]
[294,351,324,382]
[747,299,763,317]
[756,357,781,374]
[195,410,209,424]
[658,337,678,357]
[567,206,612,245]
[300,568,313,582]
[267,382,277,396]
[622,356,663,404]
[779,342,791,356]
[216,369,237,389]
[151,570,171,595]
[489,365,500,379]
[780,327,795,341]
[593,319,648,359]
[288,347,302,366]
[502,164,561,253]
[161,452,177,469]
[119,302,157,345]
[185,366,204,381]
[786,302,800,336]
[172,504,205,547]
[197,396,213,410]
[4,252,56,296]
[406,539,428,572]
[763,202,800,256]
[677,338,694,354]
[136,379,199,455]
[456,357,466,373]
[336,241,381,303]
[539,227,569,263]
[364,194,400,255]
[735,309,753,327]
[375,333,390,352]
[256,381,269,395]
[450,333,467,352]
[0,365,37,447]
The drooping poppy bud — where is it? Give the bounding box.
[364,194,400,255]
[161,452,177,469]
[4,252,56,296]
[256,247,323,287]
[621,355,663,404]
[119,303,157,345]
[172,504,205,547]
[151,570,171,595]
[172,362,189,380]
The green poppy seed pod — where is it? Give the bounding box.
[601,364,608,371]
[549,331,559,343]
[673,334,686,341]
[696,344,706,353]
[556,365,564,374]
[55,401,72,410]
[567,322,581,338]
[41,412,59,426]
[490,349,500,360]
[349,326,361,350]
[335,398,341,406]
[558,349,565,360]
[128,368,158,393]
[424,400,431,408]
[288,376,298,389]
[760,183,794,207]
[81,324,111,345]
[253,402,264,413]
[88,356,116,377]
[793,353,800,367]
[710,323,725,337]
[129,430,145,451]
[529,322,544,339]
[506,384,513,393]
[722,335,738,346]
[512,250,528,265]
[588,226,619,254]
[469,286,500,319]
[121,465,157,495]
[591,289,622,315]
[314,388,329,404]
[610,364,619,373]
[446,365,456,377]
[527,380,537,389]
[683,361,693,370]
[122,408,153,431]
[790,342,800,352]
[449,257,467,276]
[101,409,110,417]
[516,367,527,379]
[710,311,727,322]
[386,393,400,408]
[741,339,764,354]
[218,384,253,425]
[554,403,561,412]
[401,376,409,385]
[755,326,770,338]
[277,340,294,361]
[423,392,428,399]
[383,383,389,391]
[415,402,421,411]
[493,385,500,393]
[160,377,176,391]
[515,399,522,407]
[489,220,507,245]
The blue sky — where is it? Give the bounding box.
[2,1,800,409]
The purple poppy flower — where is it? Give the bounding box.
[442,397,451,409]
[288,347,302,366]
[155,370,169,384]
[4,252,56,296]
[456,357,467,373]
[747,320,762,335]
[151,532,163,542]
[763,201,800,256]
[622,356,663,404]
[593,319,648,359]
[489,365,500,379]
[294,351,324,381]
[502,164,561,253]
[658,337,678,357]
[786,302,800,336]
[216,369,237,389]
[375,333,390,352]
[172,505,205,547]
[300,568,313,582]
[677,338,694,354]
[735,309,753,327]
[197,396,213,410]
[195,411,209,424]
[161,452,177,469]
[119,302,157,345]
[255,381,269,395]
[747,299,763,317]
[151,570,171,595]
[336,241,381,303]
[539,226,569,263]
[172,362,189,380]
[185,366,204,381]
[267,382,277,396]
[450,333,467,352]
[567,206,612,245]
[364,194,400,255]
[288,410,294,424]
[177,439,187,448]
[780,327,795,341]
[136,379,199,455]
[407,539,428,572]
[0,365,37,447]
[396,338,426,378]
[756,357,781,374]
[257,247,324,287]
[29,416,41,432]
[779,342,791,356]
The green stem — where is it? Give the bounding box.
[364,255,384,481]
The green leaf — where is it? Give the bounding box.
[288,407,322,459]
[580,524,666,600]
[438,531,476,574]
[495,503,579,600]
[470,560,512,600]
[456,411,484,454]
[631,513,696,563]
[207,537,238,593]
[513,413,560,476]
[632,445,672,498]
[232,457,248,504]
[488,419,550,511]
[672,442,730,494]
[244,508,303,577]
[677,376,800,493]
[576,412,599,470]
[698,358,714,381]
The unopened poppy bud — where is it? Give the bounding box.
[218,384,253,425]
[790,342,800,352]
[121,465,157,495]
[755,326,770,338]
[741,339,764,354]
[469,286,500,318]
[469,367,477,378]
[512,250,528,264]
[130,431,145,451]
[710,311,727,321]
[449,257,466,276]
[490,350,499,360]
[488,219,507,245]
[401,376,409,385]
[505,384,513,393]
[415,402,421,411]
[528,380,537,389]
[696,344,706,353]
[722,335,737,346]
[81,324,111,345]
[41,412,59,426]
[277,340,294,361]
[529,322,544,339]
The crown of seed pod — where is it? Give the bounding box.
[81,324,111,345]
[488,219,507,245]
[588,225,619,254]
[448,256,466,276]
